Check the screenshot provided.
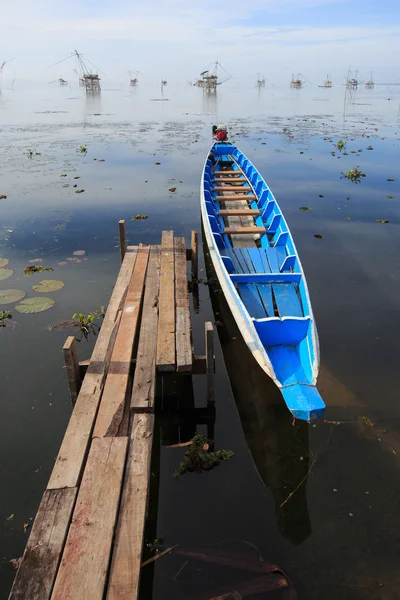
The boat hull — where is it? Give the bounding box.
[201,142,325,421]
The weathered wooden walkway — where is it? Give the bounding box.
[9,225,214,600]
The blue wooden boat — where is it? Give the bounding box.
[201,142,325,421]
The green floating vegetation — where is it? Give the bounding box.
[299,207,311,211]
[32,280,64,293]
[173,434,234,478]
[15,297,55,314]
[0,289,26,304]
[376,219,389,224]
[27,149,41,158]
[76,144,87,154]
[72,307,105,341]
[342,166,366,184]
[132,214,148,221]
[335,140,346,152]
[75,189,85,194]
[0,268,13,281]
[23,266,53,276]
[0,258,9,268]
[0,310,12,327]
[314,234,323,240]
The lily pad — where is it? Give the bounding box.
[0,268,13,281]
[29,258,44,264]
[32,280,64,293]
[0,289,26,304]
[0,258,9,268]
[15,297,55,314]
[299,207,311,211]
[73,250,86,256]
[57,261,68,266]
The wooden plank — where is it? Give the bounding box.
[266,247,280,272]
[131,247,160,412]
[107,415,154,600]
[216,195,255,201]
[215,176,247,180]
[174,237,192,372]
[9,488,77,600]
[240,248,256,273]
[223,248,243,273]
[257,284,274,316]
[224,227,265,235]
[63,336,81,406]
[247,248,265,273]
[93,246,150,438]
[237,284,266,318]
[218,209,260,216]
[48,250,137,490]
[214,186,250,191]
[191,230,198,279]
[156,231,176,371]
[119,220,126,262]
[51,438,128,600]
[272,283,303,318]
[215,170,243,175]
[230,273,301,284]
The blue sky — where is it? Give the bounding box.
[1,0,399,83]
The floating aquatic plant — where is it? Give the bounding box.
[173,434,234,478]
[0,310,12,326]
[72,307,105,341]
[0,258,9,268]
[15,297,55,314]
[23,266,53,276]
[0,289,25,304]
[132,214,148,221]
[76,144,87,154]
[335,140,346,152]
[32,280,64,293]
[342,166,366,184]
[0,268,13,281]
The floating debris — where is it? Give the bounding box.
[75,189,85,194]
[74,176,81,180]
[319,194,324,198]
[0,195,7,200]
[387,196,395,199]
[67,257,87,264]
[342,166,366,184]
[173,434,234,478]
[314,234,323,239]
[387,178,396,182]
[0,310,12,326]
[29,258,44,264]
[73,250,86,256]
[15,297,55,314]
[9,558,22,570]
[59,174,67,177]
[169,187,177,192]
[132,214,148,221]
[361,416,374,427]
[32,280,64,293]
[299,207,311,211]
[154,162,161,165]
[0,289,25,304]
[23,266,53,276]
[56,261,68,267]
[376,219,389,224]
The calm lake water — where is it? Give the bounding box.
[1,80,400,599]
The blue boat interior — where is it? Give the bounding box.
[204,143,325,420]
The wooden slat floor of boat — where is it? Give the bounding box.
[214,186,250,192]
[218,209,260,216]
[216,194,256,201]
[224,227,266,235]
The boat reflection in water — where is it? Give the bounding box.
[207,254,312,545]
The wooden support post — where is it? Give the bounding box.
[205,321,215,404]
[63,336,81,407]
[191,230,198,279]
[119,219,126,262]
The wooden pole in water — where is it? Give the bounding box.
[205,321,215,404]
[119,219,126,262]
[63,336,81,406]
[191,230,198,279]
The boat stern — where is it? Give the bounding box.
[281,384,325,422]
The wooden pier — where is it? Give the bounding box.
[9,225,215,600]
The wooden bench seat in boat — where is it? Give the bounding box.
[218,209,260,217]
[216,194,256,201]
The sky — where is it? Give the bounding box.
[0,0,399,85]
